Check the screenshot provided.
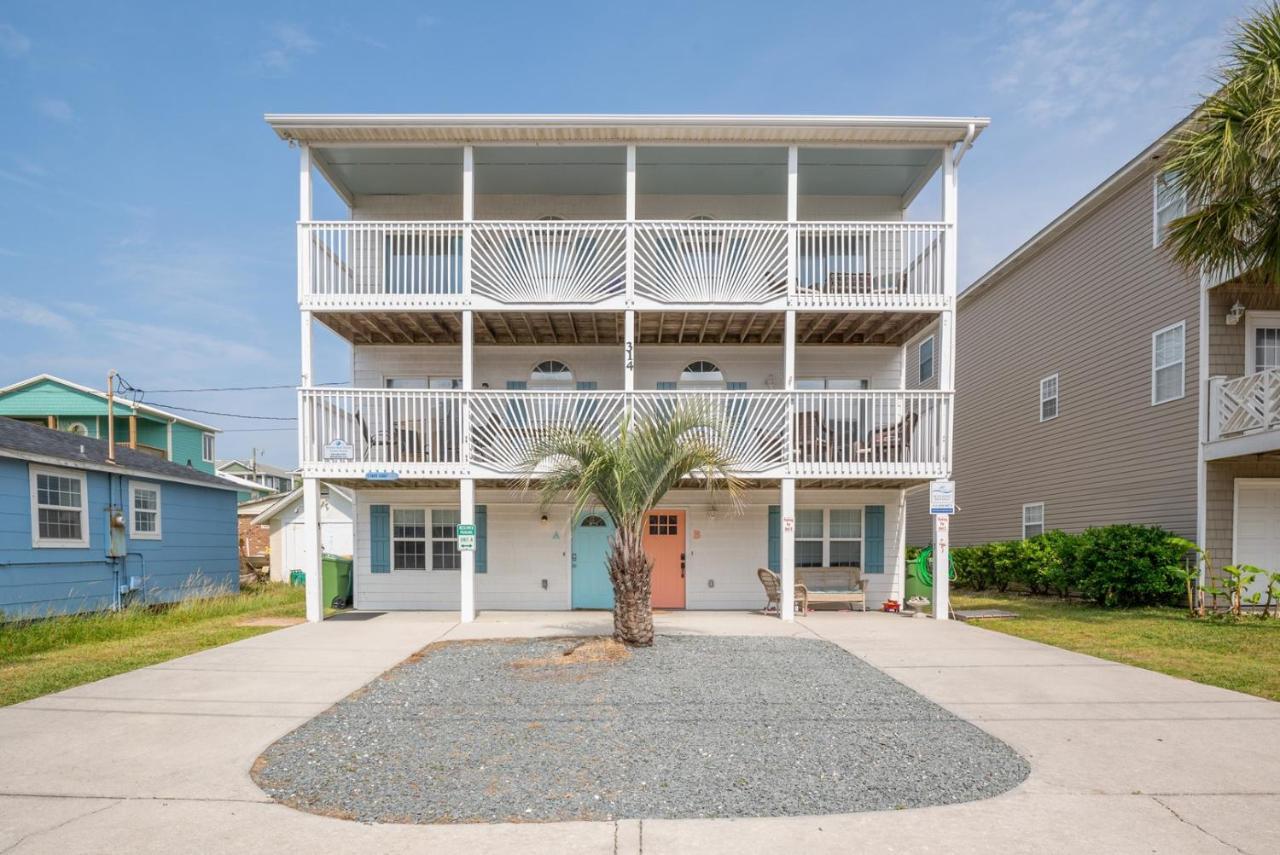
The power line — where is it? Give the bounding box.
[136,401,297,421]
[219,427,297,433]
[135,381,350,393]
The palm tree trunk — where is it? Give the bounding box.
[609,527,654,646]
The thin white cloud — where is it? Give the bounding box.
[35,98,73,122]
[0,22,30,57]
[259,23,318,73]
[0,297,75,333]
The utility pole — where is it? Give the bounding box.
[106,370,117,464]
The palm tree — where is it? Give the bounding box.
[1164,3,1280,283]
[522,403,742,646]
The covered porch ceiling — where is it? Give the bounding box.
[320,476,933,491]
[314,310,934,347]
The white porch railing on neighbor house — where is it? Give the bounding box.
[1210,368,1280,441]
[299,388,951,478]
[298,221,950,310]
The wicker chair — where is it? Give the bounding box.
[757,567,808,615]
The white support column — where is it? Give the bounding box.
[299,144,312,221]
[624,310,635,392]
[460,478,476,622]
[625,145,636,305]
[784,310,796,390]
[303,477,323,622]
[780,478,796,620]
[462,145,474,299]
[298,311,313,468]
[935,142,958,623]
[786,145,798,302]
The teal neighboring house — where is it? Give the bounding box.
[0,375,220,475]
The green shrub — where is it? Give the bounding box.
[949,524,1185,607]
[1073,525,1185,607]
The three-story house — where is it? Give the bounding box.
[267,114,984,622]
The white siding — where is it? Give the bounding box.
[353,344,902,391]
[351,487,905,611]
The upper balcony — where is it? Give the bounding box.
[294,139,957,314]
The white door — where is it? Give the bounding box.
[1234,480,1280,600]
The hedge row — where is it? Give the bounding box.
[949,524,1189,607]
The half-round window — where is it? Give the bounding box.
[580,514,607,527]
[63,422,89,436]
[530,359,574,389]
[679,360,726,389]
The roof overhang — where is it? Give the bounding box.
[0,447,240,492]
[0,374,220,433]
[265,114,990,147]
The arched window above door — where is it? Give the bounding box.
[530,359,574,389]
[679,360,726,389]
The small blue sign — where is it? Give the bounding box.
[365,470,400,482]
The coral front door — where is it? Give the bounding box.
[643,510,686,609]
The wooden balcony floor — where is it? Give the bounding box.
[314,310,934,347]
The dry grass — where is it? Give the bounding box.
[509,637,631,670]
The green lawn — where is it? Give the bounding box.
[954,592,1280,702]
[0,583,307,707]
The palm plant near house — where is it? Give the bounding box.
[1163,3,1280,283]
[522,404,741,646]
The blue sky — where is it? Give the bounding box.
[0,0,1248,466]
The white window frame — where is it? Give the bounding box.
[794,507,864,568]
[1152,171,1187,247]
[430,507,461,572]
[1244,310,1280,374]
[390,506,429,572]
[1022,503,1045,540]
[29,465,90,548]
[1039,373,1059,422]
[389,505,460,572]
[918,335,935,383]
[129,481,162,540]
[201,433,215,463]
[1151,321,1186,405]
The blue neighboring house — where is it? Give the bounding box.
[0,416,240,621]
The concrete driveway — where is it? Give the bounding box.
[1,610,1277,854]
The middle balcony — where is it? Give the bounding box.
[299,388,952,482]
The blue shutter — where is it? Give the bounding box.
[576,380,597,390]
[726,381,747,390]
[864,505,885,573]
[370,505,391,573]
[505,381,527,389]
[767,505,780,572]
[656,381,677,390]
[475,505,488,573]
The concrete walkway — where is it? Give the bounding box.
[0,610,1276,854]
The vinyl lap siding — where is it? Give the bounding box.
[170,423,214,474]
[943,164,1200,546]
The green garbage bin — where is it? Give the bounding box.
[288,569,306,587]
[904,546,934,604]
[321,554,353,609]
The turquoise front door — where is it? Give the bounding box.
[572,511,615,609]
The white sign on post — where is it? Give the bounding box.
[929,479,956,515]
[935,514,949,550]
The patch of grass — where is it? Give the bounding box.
[0,583,306,706]
[954,592,1280,702]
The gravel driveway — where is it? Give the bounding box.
[253,635,1028,823]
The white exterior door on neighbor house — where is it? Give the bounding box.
[1234,479,1280,600]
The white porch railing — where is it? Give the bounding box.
[793,222,947,308]
[470,221,627,304]
[300,388,951,478]
[300,222,465,307]
[1210,368,1280,441]
[299,220,950,310]
[299,388,466,475]
[632,221,789,304]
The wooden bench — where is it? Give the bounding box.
[797,566,866,611]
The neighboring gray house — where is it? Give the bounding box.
[907,124,1280,598]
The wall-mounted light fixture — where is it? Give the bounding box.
[539,514,549,527]
[1226,302,1247,325]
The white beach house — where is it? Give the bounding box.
[268,114,983,622]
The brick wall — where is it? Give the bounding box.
[238,516,270,558]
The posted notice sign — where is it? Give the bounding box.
[929,479,956,515]
[456,523,477,552]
